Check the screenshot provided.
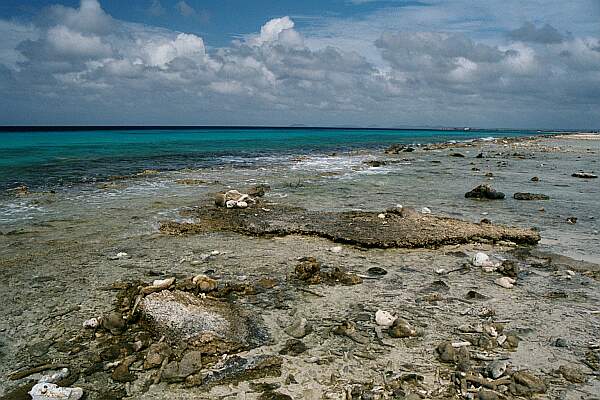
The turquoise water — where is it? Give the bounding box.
[0,128,534,190]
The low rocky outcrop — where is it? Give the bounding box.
[160,201,540,247]
[465,184,505,200]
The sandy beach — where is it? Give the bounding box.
[1,134,599,400]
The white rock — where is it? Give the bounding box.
[225,200,236,208]
[377,213,386,219]
[236,201,248,208]
[152,278,175,288]
[38,368,70,384]
[82,318,99,329]
[375,310,396,327]
[472,252,495,268]
[495,277,516,289]
[28,383,83,400]
[330,246,343,253]
[435,268,446,275]
[421,207,431,214]
[566,270,575,276]
[116,252,128,258]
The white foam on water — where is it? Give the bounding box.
[0,200,47,223]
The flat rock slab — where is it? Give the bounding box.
[160,204,540,248]
[139,290,268,354]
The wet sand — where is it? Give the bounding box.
[0,135,599,399]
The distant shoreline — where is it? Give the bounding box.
[0,125,596,133]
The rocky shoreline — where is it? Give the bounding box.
[0,134,599,399]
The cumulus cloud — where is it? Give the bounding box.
[0,0,599,128]
[508,22,565,44]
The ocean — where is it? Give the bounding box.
[0,127,533,191]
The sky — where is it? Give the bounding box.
[0,0,599,129]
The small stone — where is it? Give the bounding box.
[332,321,368,344]
[567,216,577,224]
[144,342,171,370]
[178,350,203,377]
[83,318,99,329]
[101,312,126,333]
[389,318,421,338]
[377,213,386,219]
[279,339,308,356]
[330,246,343,253]
[531,176,539,181]
[284,318,313,339]
[495,277,515,289]
[375,310,396,327]
[554,338,568,348]
[558,365,586,383]
[421,207,431,214]
[511,371,546,395]
[192,275,217,292]
[366,266,387,276]
[486,359,509,379]
[472,252,495,268]
[437,341,456,363]
[112,356,136,382]
[572,172,597,179]
[465,184,505,200]
[28,383,83,400]
[478,390,499,400]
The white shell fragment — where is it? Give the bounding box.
[28,383,83,400]
[375,310,397,327]
[377,213,386,219]
[495,277,516,289]
[421,207,431,214]
[82,318,99,329]
[330,246,343,253]
[225,200,236,208]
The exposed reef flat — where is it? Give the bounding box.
[160,202,540,248]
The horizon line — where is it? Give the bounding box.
[0,125,592,133]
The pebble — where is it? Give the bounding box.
[486,359,508,379]
[421,207,431,214]
[554,338,568,347]
[478,390,499,400]
[377,213,386,219]
[389,318,421,338]
[82,318,99,329]
[366,266,387,276]
[192,275,217,292]
[558,365,586,383]
[495,277,515,289]
[144,342,171,370]
[330,246,343,253]
[101,311,126,333]
[472,252,495,269]
[284,317,313,339]
[374,310,396,327]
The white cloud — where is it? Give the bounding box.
[0,0,599,128]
